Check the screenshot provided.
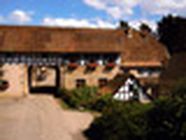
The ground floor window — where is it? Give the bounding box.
[98,78,108,87]
[76,79,86,88]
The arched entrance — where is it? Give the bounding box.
[28,66,60,94]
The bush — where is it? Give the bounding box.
[85,98,186,140]
[85,81,186,140]
[58,87,114,111]
[85,102,152,140]
[146,96,186,140]
[58,87,97,109]
[89,94,113,112]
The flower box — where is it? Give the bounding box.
[68,62,79,69]
[87,62,98,69]
[106,62,116,69]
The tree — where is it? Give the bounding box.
[119,20,129,31]
[158,15,186,53]
[171,77,186,100]
[140,23,152,33]
[145,98,186,140]
[85,79,186,140]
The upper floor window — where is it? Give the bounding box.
[138,68,161,77]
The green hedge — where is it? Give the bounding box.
[58,87,113,111]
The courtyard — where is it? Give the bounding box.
[0,95,93,140]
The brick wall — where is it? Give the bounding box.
[0,64,28,97]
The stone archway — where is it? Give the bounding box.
[28,66,60,94]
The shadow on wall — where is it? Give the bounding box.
[30,86,58,94]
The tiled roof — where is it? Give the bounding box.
[0,26,124,53]
[0,25,170,66]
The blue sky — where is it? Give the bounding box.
[0,0,185,30]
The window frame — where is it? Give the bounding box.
[76,79,86,88]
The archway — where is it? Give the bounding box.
[28,66,60,94]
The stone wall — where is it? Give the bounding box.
[0,64,28,97]
[61,66,121,89]
[0,64,162,96]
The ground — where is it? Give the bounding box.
[0,95,93,140]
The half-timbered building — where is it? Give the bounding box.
[0,26,170,96]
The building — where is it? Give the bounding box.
[0,25,170,96]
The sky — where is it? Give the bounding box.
[0,0,186,31]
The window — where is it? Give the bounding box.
[76,79,86,88]
[98,78,108,87]
[138,68,161,77]
[138,68,151,77]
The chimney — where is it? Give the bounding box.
[119,21,133,38]
[139,23,152,37]
[119,21,129,34]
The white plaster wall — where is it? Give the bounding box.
[0,64,28,97]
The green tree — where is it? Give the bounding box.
[172,77,186,100]
[85,79,186,140]
[145,97,186,140]
[119,20,129,31]
[158,15,186,53]
[140,23,152,33]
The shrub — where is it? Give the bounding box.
[58,87,117,112]
[85,78,186,140]
[145,78,186,140]
[85,94,186,140]
[58,87,98,109]
[69,86,98,108]
[59,87,97,109]
[85,102,152,140]
[89,94,113,112]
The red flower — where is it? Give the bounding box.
[87,62,98,68]
[106,62,116,68]
[68,62,78,69]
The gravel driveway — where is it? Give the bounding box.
[0,95,93,140]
